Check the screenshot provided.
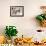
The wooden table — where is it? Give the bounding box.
[14,43,46,46]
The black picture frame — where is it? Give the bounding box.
[10,6,24,17]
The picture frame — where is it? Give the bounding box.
[10,6,24,17]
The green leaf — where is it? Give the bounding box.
[44,15,46,20]
[5,26,18,39]
[36,15,44,21]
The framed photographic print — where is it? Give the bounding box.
[10,6,24,17]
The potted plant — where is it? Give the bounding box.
[36,6,46,27]
[5,26,18,43]
[36,14,46,26]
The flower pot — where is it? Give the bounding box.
[41,20,46,27]
[11,36,17,44]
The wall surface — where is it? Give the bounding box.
[0,0,46,41]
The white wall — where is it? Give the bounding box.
[0,0,46,39]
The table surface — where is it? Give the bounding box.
[14,43,46,46]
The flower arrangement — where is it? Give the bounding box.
[36,6,46,27]
[36,14,46,27]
